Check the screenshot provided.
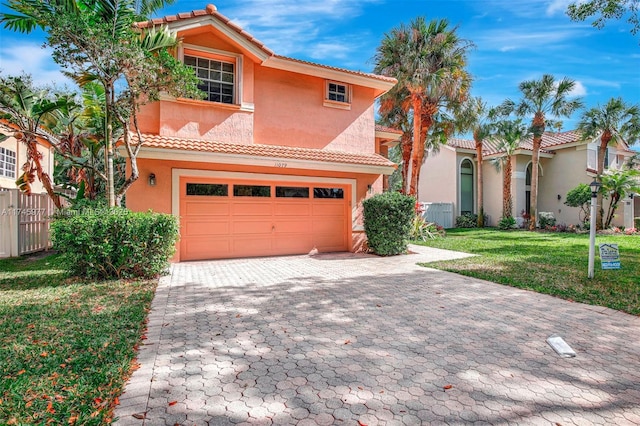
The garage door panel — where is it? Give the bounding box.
[183,220,229,236]
[184,238,231,260]
[313,218,345,233]
[312,203,345,216]
[184,201,229,216]
[232,202,272,216]
[232,220,273,234]
[274,203,310,216]
[273,219,310,233]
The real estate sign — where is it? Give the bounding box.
[599,243,621,270]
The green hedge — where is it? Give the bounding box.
[51,208,179,279]
[635,217,640,229]
[363,192,414,256]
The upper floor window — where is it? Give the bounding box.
[184,54,235,104]
[324,81,351,110]
[0,146,16,179]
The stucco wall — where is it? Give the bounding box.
[418,147,457,207]
[536,148,587,226]
[482,160,503,227]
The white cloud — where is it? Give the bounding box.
[0,41,70,87]
[546,0,573,16]
[568,80,587,96]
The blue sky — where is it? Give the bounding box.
[1,0,639,137]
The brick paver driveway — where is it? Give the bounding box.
[114,246,640,425]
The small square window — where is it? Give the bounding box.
[327,81,349,103]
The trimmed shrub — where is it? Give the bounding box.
[538,212,556,228]
[498,216,517,230]
[51,207,179,279]
[455,212,477,228]
[363,192,415,256]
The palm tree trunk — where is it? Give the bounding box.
[401,134,412,194]
[408,95,422,196]
[596,132,612,230]
[529,135,541,230]
[475,136,484,227]
[503,156,513,218]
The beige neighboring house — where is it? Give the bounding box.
[419,130,639,228]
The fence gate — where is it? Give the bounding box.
[420,202,454,229]
[0,189,53,258]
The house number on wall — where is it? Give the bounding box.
[275,162,287,168]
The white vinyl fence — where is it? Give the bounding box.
[0,189,54,258]
[419,202,454,229]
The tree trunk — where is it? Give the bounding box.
[401,133,412,194]
[503,156,513,218]
[529,136,541,230]
[408,95,422,196]
[596,131,612,230]
[604,192,619,229]
[409,101,437,197]
[105,82,116,207]
[475,133,484,227]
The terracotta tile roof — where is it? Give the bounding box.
[136,4,274,56]
[136,4,395,84]
[132,133,396,168]
[375,124,403,135]
[446,130,609,156]
[273,55,397,84]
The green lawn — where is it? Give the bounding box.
[414,228,640,315]
[0,253,156,425]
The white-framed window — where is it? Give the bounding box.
[0,146,16,179]
[184,54,235,104]
[324,81,351,109]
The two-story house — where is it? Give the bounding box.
[418,130,638,228]
[123,4,398,261]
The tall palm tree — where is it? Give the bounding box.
[2,0,186,207]
[455,97,497,227]
[374,17,473,196]
[0,75,69,208]
[489,119,533,219]
[504,74,583,230]
[576,97,640,228]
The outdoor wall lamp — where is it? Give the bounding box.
[587,178,601,279]
[148,173,156,187]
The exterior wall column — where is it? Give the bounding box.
[623,197,634,229]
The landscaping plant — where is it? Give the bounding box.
[363,191,415,255]
[51,208,179,279]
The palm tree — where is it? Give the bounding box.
[378,85,412,193]
[1,0,190,207]
[600,168,640,229]
[576,97,640,229]
[504,74,583,230]
[374,17,473,196]
[455,97,497,227]
[489,119,533,219]
[0,75,69,209]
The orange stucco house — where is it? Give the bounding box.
[123,4,399,261]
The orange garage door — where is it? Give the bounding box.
[180,178,350,260]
